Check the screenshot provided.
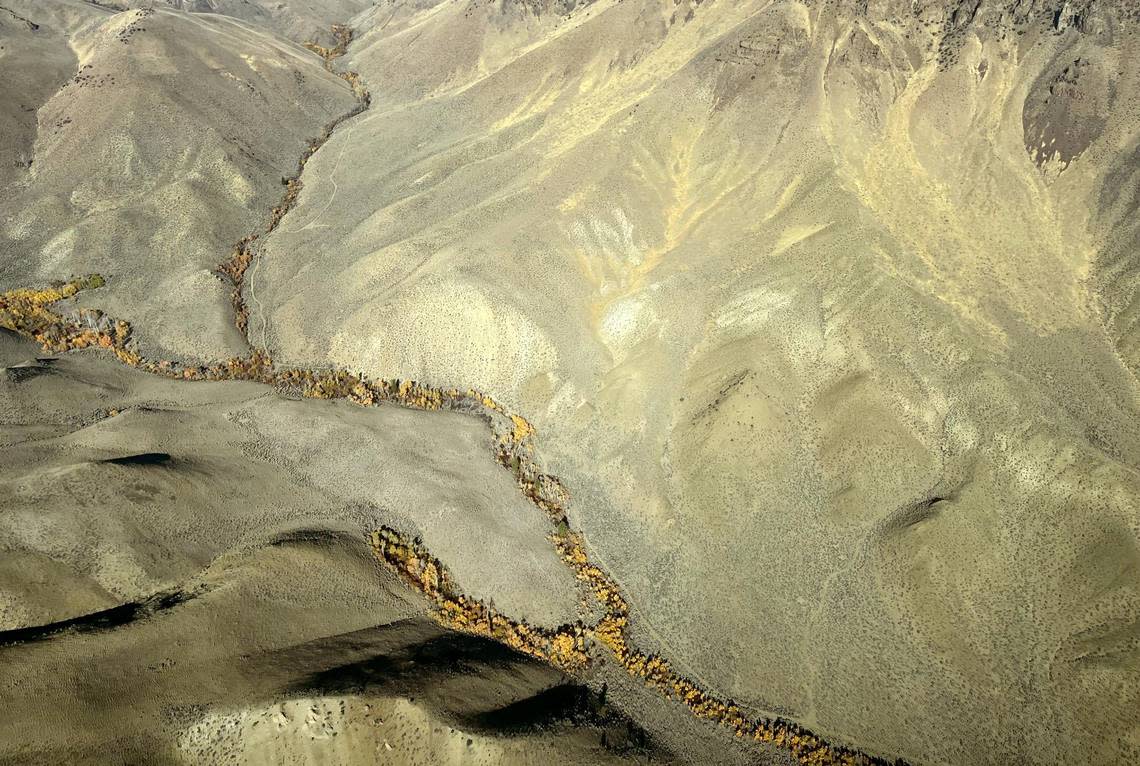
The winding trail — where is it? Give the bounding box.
[0,24,900,766]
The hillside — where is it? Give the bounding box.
[0,1,357,361]
[250,2,1140,762]
[1,1,1139,764]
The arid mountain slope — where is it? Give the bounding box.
[0,2,356,362]
[0,1,1138,765]
[0,332,578,631]
[0,7,74,190]
[88,0,374,46]
[244,1,1140,764]
[0,328,656,765]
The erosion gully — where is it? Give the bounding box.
[0,24,898,766]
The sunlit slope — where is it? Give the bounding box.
[0,8,74,190]
[254,1,1140,763]
[0,329,658,765]
[97,0,374,45]
[0,334,579,631]
[0,2,356,362]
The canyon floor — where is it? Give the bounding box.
[2,1,1140,765]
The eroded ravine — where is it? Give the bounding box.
[0,25,897,766]
[218,23,369,345]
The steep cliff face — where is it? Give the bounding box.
[243,2,1140,763]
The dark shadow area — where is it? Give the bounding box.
[0,586,199,647]
[290,630,664,759]
[103,451,172,465]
